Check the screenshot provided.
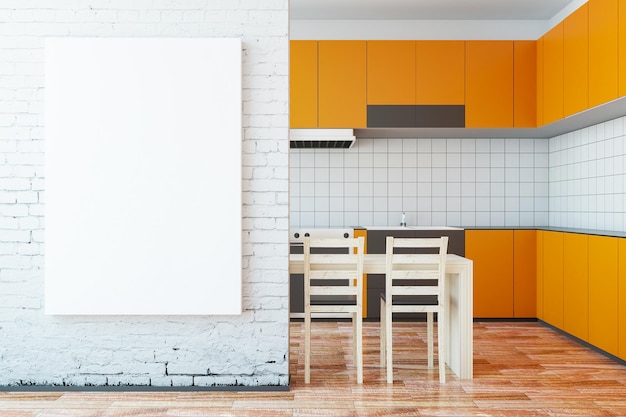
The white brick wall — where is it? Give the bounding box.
[0,0,289,387]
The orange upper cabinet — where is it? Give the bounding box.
[536,36,545,127]
[563,3,589,117]
[589,235,619,356]
[589,0,618,108]
[619,0,626,97]
[367,41,415,105]
[415,41,465,105]
[465,41,513,128]
[290,41,318,128]
[543,22,564,125]
[513,41,537,127]
[318,41,367,128]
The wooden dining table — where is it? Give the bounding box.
[289,253,474,380]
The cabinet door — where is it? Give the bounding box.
[536,36,545,127]
[318,41,367,128]
[466,230,514,318]
[513,230,537,318]
[544,22,564,125]
[564,4,589,117]
[536,230,544,319]
[415,41,465,105]
[543,231,564,329]
[618,239,626,360]
[589,235,619,356]
[290,41,318,128]
[620,0,626,97]
[513,41,537,128]
[589,0,619,108]
[563,233,589,341]
[465,41,513,128]
[367,41,415,105]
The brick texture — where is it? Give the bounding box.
[0,0,289,387]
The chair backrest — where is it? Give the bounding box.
[385,236,449,302]
[303,237,364,305]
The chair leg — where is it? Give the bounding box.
[438,311,446,383]
[427,311,434,369]
[304,310,311,384]
[356,309,363,384]
[380,297,386,367]
[385,300,393,384]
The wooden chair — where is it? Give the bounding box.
[380,236,449,383]
[304,236,364,384]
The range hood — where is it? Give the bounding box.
[290,129,356,149]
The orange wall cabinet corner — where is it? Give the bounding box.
[465,41,513,128]
[620,0,626,97]
[588,235,619,356]
[589,0,619,108]
[543,22,564,125]
[563,3,589,117]
[367,41,415,105]
[536,36,545,127]
[536,231,544,319]
[619,239,626,360]
[513,230,537,318]
[513,41,537,127]
[416,40,465,105]
[563,233,589,342]
[290,40,318,128]
[466,230,514,318]
[543,231,564,329]
[318,41,367,128]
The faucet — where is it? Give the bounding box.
[400,212,406,227]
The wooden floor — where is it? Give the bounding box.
[1,321,626,416]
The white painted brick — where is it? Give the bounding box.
[0,178,31,190]
[0,242,17,254]
[5,152,43,165]
[0,204,29,217]
[0,114,15,127]
[0,229,30,243]
[0,191,17,204]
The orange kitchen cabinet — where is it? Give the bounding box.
[536,231,544,320]
[619,239,626,360]
[367,41,415,105]
[563,233,589,341]
[589,0,619,108]
[416,41,465,105]
[513,41,537,127]
[543,22,564,125]
[563,3,589,117]
[589,235,619,356]
[536,36,545,127]
[513,230,537,318]
[318,41,367,128]
[620,0,626,97]
[543,231,564,329]
[466,230,514,318]
[290,41,318,128]
[465,41,513,128]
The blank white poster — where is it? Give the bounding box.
[44,38,242,315]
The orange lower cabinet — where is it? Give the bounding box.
[513,230,537,318]
[588,235,619,356]
[619,239,626,360]
[466,230,514,318]
[536,231,544,320]
[563,233,589,341]
[543,231,564,329]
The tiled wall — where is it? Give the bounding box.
[290,137,549,228]
[549,116,626,232]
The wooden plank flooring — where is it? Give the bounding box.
[1,321,626,416]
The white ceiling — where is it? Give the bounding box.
[290,0,577,21]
